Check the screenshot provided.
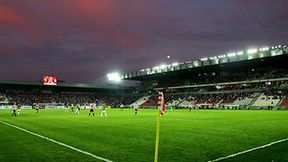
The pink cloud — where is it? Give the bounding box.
[0,5,27,28]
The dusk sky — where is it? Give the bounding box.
[0,0,287,84]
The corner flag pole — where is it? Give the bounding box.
[154,92,166,162]
[154,108,161,162]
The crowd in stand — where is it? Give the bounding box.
[4,90,139,107]
[3,88,288,110]
[157,68,288,88]
[2,66,288,109]
[188,68,288,85]
[166,92,253,104]
[0,95,5,101]
[262,90,288,100]
[141,88,288,109]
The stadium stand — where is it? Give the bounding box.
[0,94,8,104]
[232,93,256,107]
[251,93,281,109]
[0,84,140,108]
[141,95,158,108]
[130,95,151,108]
[119,45,288,110]
[1,45,288,110]
[280,98,288,107]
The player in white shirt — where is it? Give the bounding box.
[101,103,107,117]
[35,103,40,113]
[134,104,139,115]
[17,106,21,115]
[11,102,17,117]
[75,104,81,114]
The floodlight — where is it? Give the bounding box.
[200,57,208,61]
[107,72,121,82]
[259,46,269,52]
[218,55,226,58]
[227,53,236,57]
[172,62,179,66]
[160,64,166,69]
[247,48,257,54]
[153,66,160,70]
[237,51,244,55]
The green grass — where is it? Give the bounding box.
[0,109,288,162]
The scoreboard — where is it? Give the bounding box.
[42,76,58,85]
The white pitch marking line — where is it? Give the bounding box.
[208,137,288,162]
[0,121,113,162]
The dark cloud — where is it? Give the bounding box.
[0,0,287,84]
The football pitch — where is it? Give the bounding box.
[0,109,287,162]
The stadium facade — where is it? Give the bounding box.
[121,45,288,110]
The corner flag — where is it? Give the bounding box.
[154,92,166,162]
[158,92,166,115]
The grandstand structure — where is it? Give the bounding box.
[1,45,288,110]
[0,80,139,109]
[122,45,288,110]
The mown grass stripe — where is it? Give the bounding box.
[0,121,113,162]
[208,137,288,162]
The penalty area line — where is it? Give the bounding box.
[208,137,288,162]
[0,121,113,162]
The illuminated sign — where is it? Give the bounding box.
[42,76,58,85]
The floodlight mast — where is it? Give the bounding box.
[107,72,121,83]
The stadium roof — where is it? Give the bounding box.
[122,45,288,81]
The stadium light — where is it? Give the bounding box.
[160,64,167,69]
[247,48,258,54]
[153,66,160,70]
[172,62,179,66]
[259,47,269,52]
[227,53,236,57]
[200,57,208,61]
[237,51,244,55]
[218,55,226,58]
[107,72,121,82]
